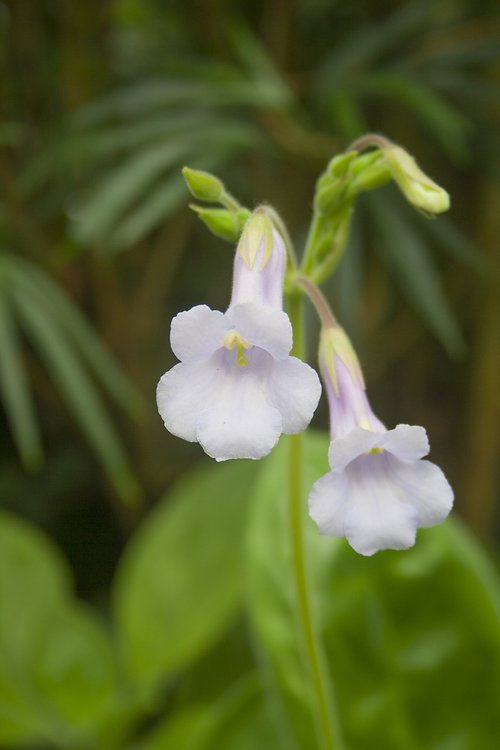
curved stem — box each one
[294,275,338,329]
[287,294,344,750]
[347,132,393,153]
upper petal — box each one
[380,424,429,462]
[196,348,282,461]
[308,470,350,537]
[157,359,220,442]
[388,456,454,527]
[328,427,383,473]
[231,302,292,359]
[343,455,419,556]
[170,305,228,363]
[268,356,321,434]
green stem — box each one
[301,212,325,274]
[287,294,344,750]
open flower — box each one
[157,216,321,461]
[308,326,453,555]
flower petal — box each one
[343,456,419,556]
[196,348,282,461]
[268,356,321,434]
[230,227,286,309]
[328,428,383,472]
[170,305,228,363]
[308,471,350,536]
[381,424,429,461]
[231,302,292,359]
[389,457,454,527]
[157,359,219,442]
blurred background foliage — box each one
[0,0,499,748]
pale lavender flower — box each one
[157,218,321,461]
[308,327,453,555]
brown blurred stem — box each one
[461,181,500,537]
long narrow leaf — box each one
[0,268,43,469]
[73,140,194,245]
[11,285,140,505]
[6,256,143,417]
[369,192,465,358]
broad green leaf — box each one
[30,603,117,734]
[130,674,283,750]
[130,676,279,750]
[113,459,258,699]
[369,191,465,358]
[245,433,334,750]
[246,431,500,750]
[0,511,117,746]
[0,268,43,469]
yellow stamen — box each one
[224,330,252,367]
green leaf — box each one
[246,431,500,750]
[9,276,140,505]
[73,140,194,245]
[369,191,466,358]
[363,73,470,163]
[418,214,488,272]
[30,603,118,735]
[6,254,143,417]
[0,511,117,746]
[113,459,258,699]
[131,676,282,750]
[0,266,43,470]
[245,433,333,750]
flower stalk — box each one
[287,293,344,750]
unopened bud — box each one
[239,211,274,270]
[190,205,249,242]
[319,325,365,397]
[315,179,346,215]
[383,146,450,214]
[348,153,391,194]
[182,167,224,202]
[327,151,357,177]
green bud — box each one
[190,205,250,242]
[348,150,381,176]
[348,154,391,194]
[239,211,274,269]
[383,146,450,214]
[327,151,357,177]
[182,167,224,202]
[315,179,346,215]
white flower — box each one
[308,326,454,555]
[157,219,321,461]
[309,424,454,556]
